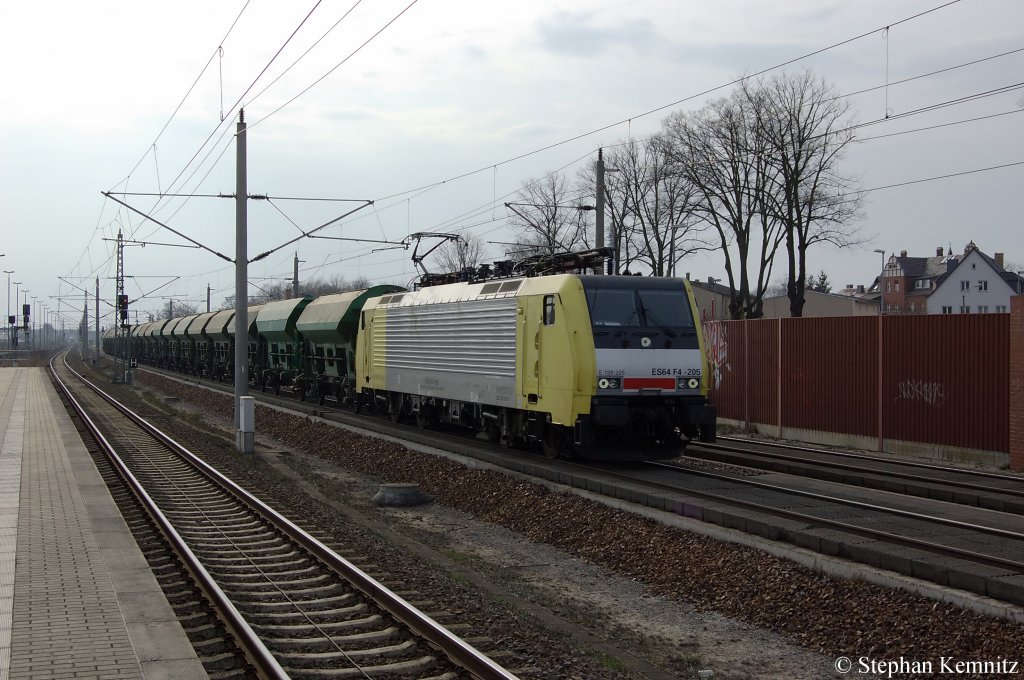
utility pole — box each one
[95,277,100,364]
[3,270,12,350]
[114,230,131,382]
[234,109,253,453]
[292,252,303,298]
[207,284,212,313]
[82,290,89,355]
[595,148,605,275]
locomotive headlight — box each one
[687,378,700,389]
[598,378,609,389]
[609,379,619,389]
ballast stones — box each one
[373,482,432,507]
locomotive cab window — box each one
[586,289,637,326]
[637,289,695,328]
[543,295,555,325]
[584,283,695,330]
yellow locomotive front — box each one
[573,275,717,457]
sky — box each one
[1,0,1022,328]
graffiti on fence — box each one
[896,379,946,407]
[702,320,729,390]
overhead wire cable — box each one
[110,0,254,190]
[128,0,370,255]
[85,0,978,298]
[838,45,1024,102]
[245,0,365,106]
[858,159,1024,194]
[151,1,326,212]
[855,108,1024,142]
[370,0,968,204]
[248,0,421,129]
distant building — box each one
[760,288,879,318]
[688,277,731,321]
[871,242,1022,315]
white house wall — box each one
[928,250,1017,314]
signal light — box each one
[118,294,129,322]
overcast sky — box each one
[1,0,1021,326]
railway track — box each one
[633,460,1024,569]
[684,436,1024,514]
[52,351,517,680]
[132,362,1024,608]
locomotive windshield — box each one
[582,277,695,330]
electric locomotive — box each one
[354,269,716,460]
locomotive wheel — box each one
[389,395,403,423]
[541,429,564,459]
[414,406,431,430]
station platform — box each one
[0,367,206,680]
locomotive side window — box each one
[543,295,555,325]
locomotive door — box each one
[521,297,541,402]
[521,294,559,405]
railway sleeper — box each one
[217,573,333,589]
[274,639,421,662]
[292,657,445,678]
[259,626,401,649]
[251,614,385,633]
[226,583,351,600]
[244,601,369,619]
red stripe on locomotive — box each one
[622,377,676,390]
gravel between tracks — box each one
[124,371,1024,679]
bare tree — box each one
[166,299,199,317]
[507,172,591,256]
[747,71,863,317]
[302,274,376,296]
[663,91,784,319]
[609,137,711,275]
[222,273,387,309]
[431,234,486,274]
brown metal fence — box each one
[704,314,1009,453]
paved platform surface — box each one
[0,367,206,680]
